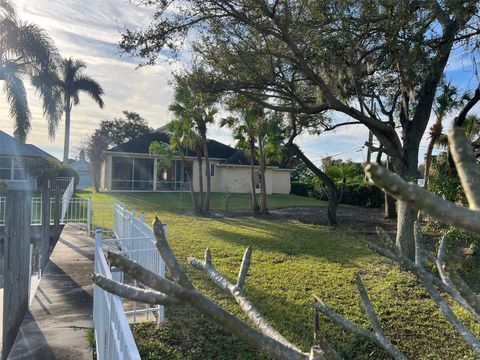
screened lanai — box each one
[110,156,191,191]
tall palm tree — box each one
[55,58,104,164]
[0,0,62,142]
[169,74,217,213]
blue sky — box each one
[2,0,479,165]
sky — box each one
[1,0,479,165]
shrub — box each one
[290,182,312,197]
[337,182,384,208]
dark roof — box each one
[220,150,291,168]
[0,130,57,160]
[108,131,238,159]
[221,150,258,166]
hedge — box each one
[291,181,384,208]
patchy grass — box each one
[82,190,480,359]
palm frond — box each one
[72,74,104,107]
[3,69,30,142]
[13,22,59,69]
[31,69,63,138]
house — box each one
[70,150,92,189]
[0,130,58,191]
[99,128,292,194]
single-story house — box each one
[70,149,92,189]
[99,128,292,194]
[0,130,58,191]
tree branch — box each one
[92,273,183,305]
[152,216,195,289]
[448,128,480,209]
[106,251,311,360]
[365,163,480,235]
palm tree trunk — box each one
[183,159,198,213]
[202,132,211,213]
[196,149,204,213]
[63,97,71,165]
[258,131,267,214]
[249,137,259,213]
[424,118,442,189]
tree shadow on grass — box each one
[202,217,373,265]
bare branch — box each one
[107,251,311,360]
[453,86,480,127]
[92,273,182,305]
[448,128,480,209]
[188,249,316,356]
[236,246,252,289]
[436,237,480,317]
[365,163,480,235]
[152,216,195,289]
[313,293,406,360]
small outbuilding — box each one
[70,150,92,189]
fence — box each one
[94,229,141,360]
[93,203,166,359]
[111,203,165,322]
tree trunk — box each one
[384,159,397,219]
[196,150,204,213]
[202,132,211,213]
[249,137,259,213]
[258,131,268,214]
[62,98,72,165]
[423,118,442,189]
[392,148,419,260]
[184,162,198,213]
[288,143,338,226]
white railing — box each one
[94,229,141,360]
[51,177,74,191]
[111,203,165,322]
[61,177,75,223]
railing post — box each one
[140,212,144,223]
[41,181,50,269]
[87,197,92,236]
[95,228,103,256]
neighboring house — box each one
[70,149,92,189]
[0,130,58,191]
[99,128,292,194]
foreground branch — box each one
[103,251,311,360]
[188,248,330,357]
[92,273,182,305]
[365,163,480,235]
[448,128,480,209]
[313,277,407,360]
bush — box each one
[291,181,383,208]
[336,182,384,208]
[58,166,80,188]
[290,182,313,197]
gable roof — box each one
[108,131,238,159]
[0,130,58,160]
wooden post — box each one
[2,191,31,360]
[41,181,51,270]
[54,189,61,237]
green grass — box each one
[82,190,480,359]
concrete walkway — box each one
[8,225,94,360]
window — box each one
[206,163,215,177]
[0,157,11,180]
[0,157,28,180]
[13,158,27,180]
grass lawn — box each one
[81,190,479,359]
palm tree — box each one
[423,82,469,188]
[55,58,104,164]
[0,0,62,142]
[169,74,217,213]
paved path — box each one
[8,225,94,360]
